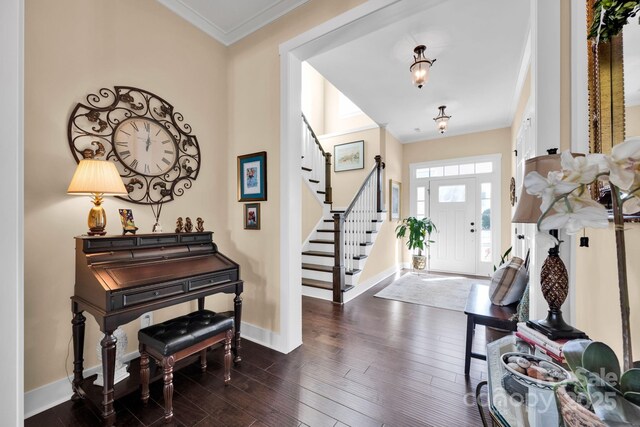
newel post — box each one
[325,153,332,204]
[375,155,385,212]
[332,213,345,304]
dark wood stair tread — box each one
[309,239,334,244]
[309,179,320,183]
[302,251,367,261]
[317,191,326,194]
[301,278,354,292]
[302,263,360,275]
[301,166,312,172]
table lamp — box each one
[512,151,588,340]
[67,159,127,236]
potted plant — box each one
[556,339,640,426]
[395,216,437,271]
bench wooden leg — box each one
[224,329,232,385]
[162,356,175,422]
[464,315,475,376]
[200,349,207,372]
[140,349,150,404]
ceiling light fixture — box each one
[410,45,436,89]
[433,105,451,134]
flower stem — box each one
[611,183,633,371]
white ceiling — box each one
[307,0,531,143]
[157,0,310,46]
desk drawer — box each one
[112,282,186,309]
[189,271,237,291]
[86,237,137,251]
[139,235,179,246]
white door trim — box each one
[0,0,24,424]
[408,153,501,275]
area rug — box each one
[374,273,490,312]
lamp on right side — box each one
[512,150,588,340]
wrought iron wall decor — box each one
[68,86,201,205]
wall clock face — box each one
[68,86,201,205]
[113,118,177,176]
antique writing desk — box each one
[70,232,243,426]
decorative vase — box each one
[412,255,426,271]
[556,384,606,427]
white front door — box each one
[429,177,477,274]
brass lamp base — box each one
[87,194,107,236]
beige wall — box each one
[226,0,367,333]
[575,225,640,361]
[319,128,380,207]
[24,0,231,391]
[627,104,640,138]
[323,79,377,135]
[401,128,513,263]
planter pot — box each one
[412,255,426,270]
[556,384,605,427]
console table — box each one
[484,335,561,426]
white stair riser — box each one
[302,269,357,285]
[314,231,334,242]
[308,242,334,252]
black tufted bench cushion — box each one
[138,309,234,423]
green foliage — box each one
[588,0,640,42]
[395,217,437,256]
[560,340,640,425]
[493,246,512,272]
[481,208,491,230]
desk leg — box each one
[464,315,475,376]
[71,302,85,401]
[100,330,117,425]
[233,292,242,365]
[198,297,205,311]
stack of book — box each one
[516,322,567,364]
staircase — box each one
[300,114,385,303]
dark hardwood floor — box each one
[27,271,493,426]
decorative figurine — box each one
[175,217,184,233]
[196,217,204,232]
[184,217,193,233]
[119,209,138,235]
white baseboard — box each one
[343,264,400,303]
[24,320,294,419]
[24,350,141,419]
[301,264,401,304]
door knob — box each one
[517,234,525,240]
[470,229,476,233]
[470,222,475,226]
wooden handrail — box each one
[343,155,385,217]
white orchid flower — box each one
[560,151,600,184]
[606,137,640,190]
[539,196,608,234]
[535,231,560,252]
[524,170,580,212]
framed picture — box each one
[118,209,138,235]
[238,151,267,201]
[244,203,260,230]
[334,140,364,172]
[389,180,401,220]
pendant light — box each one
[410,45,436,88]
[433,105,451,134]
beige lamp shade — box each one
[67,159,127,195]
[512,153,584,224]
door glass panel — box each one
[417,186,425,201]
[430,166,444,177]
[480,182,492,262]
[438,185,465,203]
[475,162,493,174]
[459,163,475,175]
[417,201,425,216]
[444,165,459,176]
[416,168,429,178]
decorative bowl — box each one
[501,351,570,390]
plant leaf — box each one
[583,341,622,388]
[563,339,591,373]
[621,369,640,394]
[584,370,640,425]
[624,391,640,407]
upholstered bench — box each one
[138,310,234,423]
